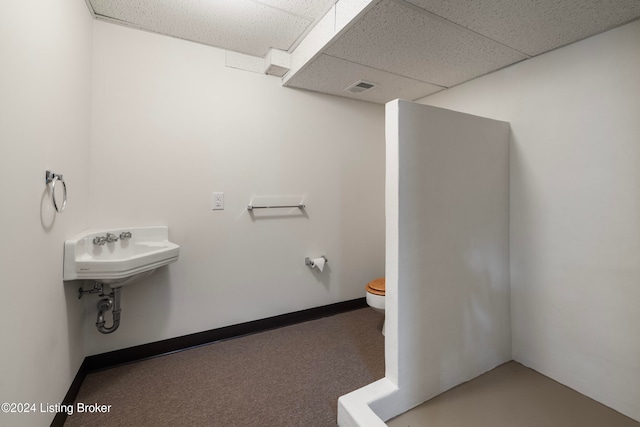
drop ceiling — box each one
[86,0,640,104]
[87,0,336,57]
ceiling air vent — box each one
[345,80,377,94]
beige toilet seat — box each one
[365,277,385,296]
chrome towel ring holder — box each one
[45,170,67,213]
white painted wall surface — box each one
[419,20,640,421]
[0,0,92,425]
[344,100,510,423]
[87,21,385,354]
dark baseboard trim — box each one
[50,359,89,427]
[85,297,367,371]
[51,297,367,426]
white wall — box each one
[419,19,640,421]
[87,21,386,354]
[0,0,92,425]
[352,100,510,423]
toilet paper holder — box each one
[305,256,328,267]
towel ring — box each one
[45,170,67,213]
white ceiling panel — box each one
[286,54,444,104]
[325,0,528,88]
[256,0,336,20]
[405,0,640,56]
[86,0,640,104]
[89,0,312,56]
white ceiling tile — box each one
[287,8,337,76]
[404,0,640,56]
[335,0,375,29]
[90,0,312,56]
[285,54,444,104]
[89,0,640,102]
[254,0,336,20]
[325,0,528,87]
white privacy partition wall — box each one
[339,100,511,425]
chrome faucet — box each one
[93,231,130,245]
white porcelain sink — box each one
[63,226,179,287]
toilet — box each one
[365,277,385,335]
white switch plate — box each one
[211,192,224,210]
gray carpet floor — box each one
[65,308,385,427]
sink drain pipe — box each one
[96,287,122,334]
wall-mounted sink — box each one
[63,226,179,287]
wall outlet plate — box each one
[211,192,224,210]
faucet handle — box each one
[119,231,132,240]
[106,233,119,243]
[93,236,107,246]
